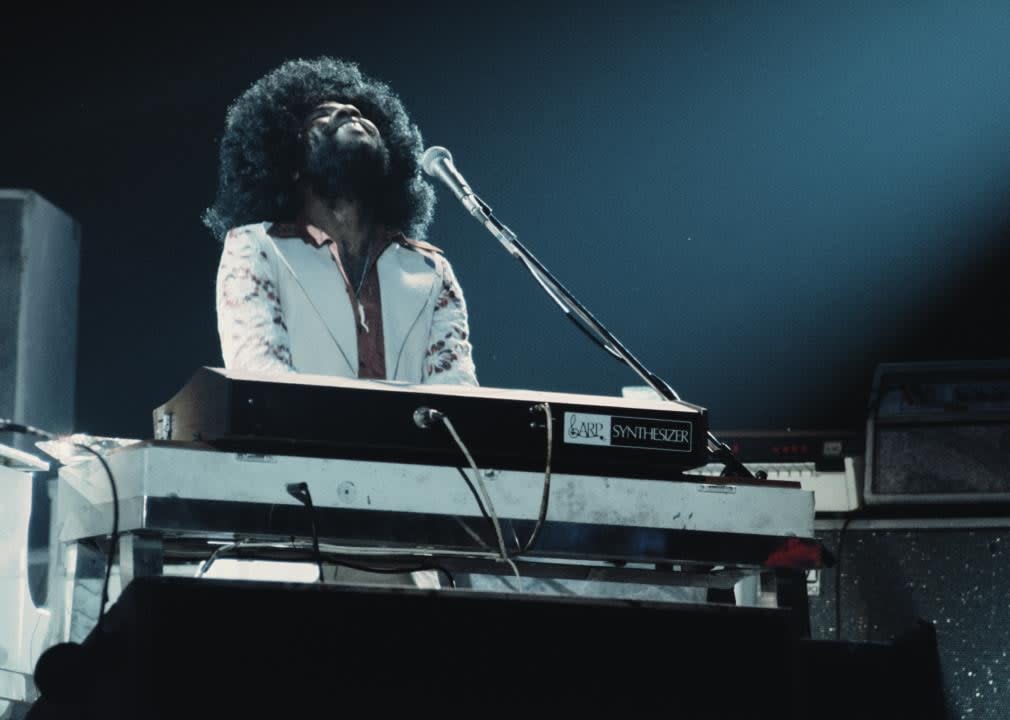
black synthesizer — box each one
[152,367,709,479]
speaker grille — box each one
[874,424,1010,495]
[811,526,1010,719]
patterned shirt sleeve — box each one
[424,254,478,386]
[215,226,296,373]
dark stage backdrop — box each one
[2,0,1008,441]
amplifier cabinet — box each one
[864,360,1010,505]
[811,519,1010,720]
[0,189,79,453]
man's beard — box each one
[302,132,392,215]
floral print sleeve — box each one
[215,226,296,373]
[424,255,478,386]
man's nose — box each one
[329,104,362,121]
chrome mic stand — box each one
[432,157,754,479]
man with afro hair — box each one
[206,57,477,386]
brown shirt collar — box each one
[266,221,442,255]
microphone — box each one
[420,145,520,257]
[420,146,486,219]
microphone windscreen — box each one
[420,146,451,177]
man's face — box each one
[300,100,391,207]
[304,101,383,148]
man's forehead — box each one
[301,99,358,119]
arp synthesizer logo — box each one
[566,413,610,444]
[563,412,692,452]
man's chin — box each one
[304,137,390,204]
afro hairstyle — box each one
[203,57,435,241]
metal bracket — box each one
[154,412,173,441]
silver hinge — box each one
[806,569,821,597]
[155,412,173,441]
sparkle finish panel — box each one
[811,526,1010,719]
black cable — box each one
[414,409,499,554]
[325,557,456,589]
[512,403,552,556]
[198,543,456,589]
[448,403,551,558]
[285,482,324,583]
[73,445,118,629]
[508,521,522,553]
[453,516,493,550]
[454,466,503,551]
[420,406,551,564]
[0,420,119,629]
[513,507,548,556]
[455,467,492,523]
[835,516,854,641]
[0,420,56,440]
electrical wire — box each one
[513,402,552,556]
[453,515,493,550]
[73,445,119,628]
[440,415,511,558]
[325,558,456,589]
[196,540,246,577]
[0,419,56,440]
[196,541,456,588]
[452,466,511,557]
[0,419,119,629]
[285,482,324,583]
[438,414,521,587]
[454,466,492,521]
[418,402,554,579]
[508,521,522,553]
